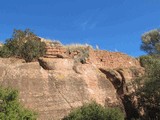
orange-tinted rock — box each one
[0,39,144,119]
[88,49,141,69]
[0,58,123,120]
[44,43,141,69]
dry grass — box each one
[64,43,93,64]
[40,38,63,47]
[64,43,93,49]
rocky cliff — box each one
[0,43,144,120]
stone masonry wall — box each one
[88,48,140,69]
[45,46,67,58]
[44,40,67,58]
[44,41,141,69]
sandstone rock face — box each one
[0,41,144,120]
[88,49,141,69]
[0,58,125,120]
[0,38,145,119]
[38,58,74,70]
[99,67,144,95]
[44,43,141,69]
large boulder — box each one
[38,58,74,70]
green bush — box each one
[62,102,124,120]
[0,46,12,58]
[21,40,46,62]
[0,86,37,120]
[5,29,39,57]
[0,29,46,62]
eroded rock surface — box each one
[0,58,123,120]
[0,49,144,119]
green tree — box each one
[134,29,160,119]
[141,29,160,55]
[136,56,160,119]
[0,86,37,120]
[62,102,124,120]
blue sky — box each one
[0,0,160,57]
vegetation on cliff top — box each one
[65,44,90,64]
[0,29,46,62]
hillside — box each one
[0,39,144,120]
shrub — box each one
[0,86,37,120]
[21,40,46,62]
[0,29,46,62]
[66,45,90,64]
[62,101,124,120]
[0,46,12,58]
[5,29,39,57]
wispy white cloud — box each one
[79,18,98,31]
[81,20,89,30]
[80,20,97,30]
[74,8,101,31]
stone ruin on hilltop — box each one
[0,38,144,120]
[41,38,141,69]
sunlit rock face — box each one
[0,47,144,120]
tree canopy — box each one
[136,56,160,119]
[128,29,160,119]
[141,29,160,55]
